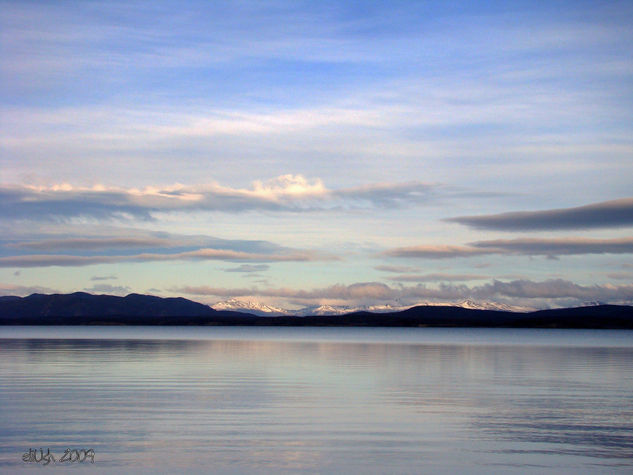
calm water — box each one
[0,326,632,474]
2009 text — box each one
[22,448,95,465]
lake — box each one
[0,326,632,474]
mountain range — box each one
[211,298,532,316]
[1,292,632,328]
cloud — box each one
[1,229,301,257]
[471,279,633,301]
[90,275,118,281]
[0,185,154,221]
[0,176,438,221]
[0,283,57,296]
[224,264,270,273]
[447,198,633,231]
[174,279,633,307]
[333,181,437,208]
[143,107,385,138]
[374,265,419,273]
[383,237,633,259]
[470,237,633,256]
[175,282,396,301]
[0,248,337,268]
[388,273,487,282]
[382,245,496,259]
[8,237,182,250]
[84,284,131,295]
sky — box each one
[1,0,632,311]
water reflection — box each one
[0,328,632,473]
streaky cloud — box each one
[470,237,633,256]
[90,275,118,281]
[374,265,419,273]
[0,176,439,221]
[382,245,496,259]
[383,237,633,259]
[447,198,633,231]
[224,264,270,273]
[387,273,487,282]
[0,229,295,256]
[0,185,154,221]
[0,248,338,268]
[9,237,182,250]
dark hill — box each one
[257,305,632,328]
[0,292,258,325]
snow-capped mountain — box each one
[297,305,355,316]
[212,298,532,316]
[581,300,608,307]
[435,300,532,313]
[211,298,290,316]
[300,301,531,315]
